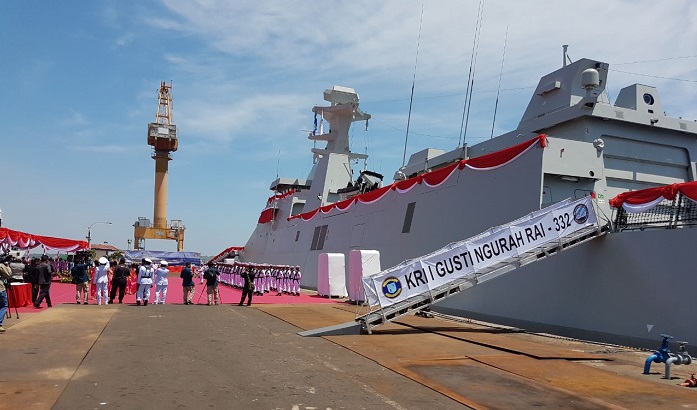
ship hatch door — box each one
[350,224,365,248]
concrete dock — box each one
[1,301,696,409]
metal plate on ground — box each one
[399,359,609,409]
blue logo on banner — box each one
[381,277,402,299]
[573,203,589,224]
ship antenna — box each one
[401,4,424,168]
[562,44,572,67]
[490,24,508,139]
[458,0,485,147]
[271,148,281,227]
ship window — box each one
[291,202,305,216]
[402,202,416,233]
[310,227,320,250]
[310,225,328,250]
[295,231,300,242]
[643,93,654,105]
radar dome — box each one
[581,68,600,90]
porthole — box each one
[643,93,655,105]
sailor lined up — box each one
[93,257,110,305]
[215,262,303,296]
[136,258,155,306]
[153,260,169,304]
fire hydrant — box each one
[664,341,692,379]
[644,334,673,374]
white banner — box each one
[362,196,597,308]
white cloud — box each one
[71,144,135,154]
[58,109,88,127]
[175,92,310,145]
[150,0,697,127]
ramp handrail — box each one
[356,197,607,334]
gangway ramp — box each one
[356,196,608,334]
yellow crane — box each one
[133,81,185,251]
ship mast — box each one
[305,87,370,209]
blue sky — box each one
[1,0,696,256]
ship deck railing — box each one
[614,193,697,232]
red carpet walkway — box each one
[13,274,342,313]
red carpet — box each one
[10,275,343,313]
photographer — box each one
[0,256,13,333]
[238,266,255,307]
[180,262,195,305]
[71,257,90,304]
[203,261,220,306]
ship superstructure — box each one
[236,58,697,349]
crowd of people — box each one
[0,255,184,307]
[1,255,290,306]
[0,255,305,334]
[0,254,55,332]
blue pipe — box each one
[644,354,661,374]
[643,334,673,374]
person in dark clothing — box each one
[34,255,54,308]
[238,266,255,306]
[24,258,40,303]
[70,257,90,304]
[203,262,220,305]
[180,262,195,305]
[109,258,130,304]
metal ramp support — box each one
[357,223,609,334]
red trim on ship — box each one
[357,185,393,204]
[257,207,276,224]
[266,188,296,207]
[393,176,421,192]
[422,162,459,187]
[335,197,357,211]
[609,181,697,208]
[209,245,245,263]
[286,134,547,222]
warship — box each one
[235,56,697,349]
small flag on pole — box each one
[312,113,318,136]
[319,110,324,135]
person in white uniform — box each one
[291,266,302,296]
[153,260,169,304]
[92,257,110,305]
[197,264,207,285]
[136,258,154,306]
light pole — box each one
[87,221,112,248]
[127,239,132,250]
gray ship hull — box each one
[243,143,696,349]
[438,227,696,349]
[237,59,697,349]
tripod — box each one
[5,281,20,319]
[196,284,204,304]
[196,284,222,305]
